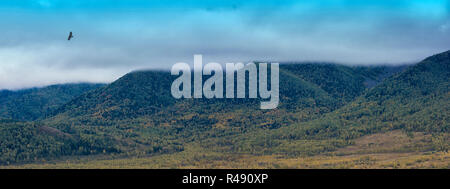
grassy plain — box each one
[3,130,448,169]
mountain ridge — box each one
[0,51,448,166]
[0,83,105,121]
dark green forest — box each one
[0,83,104,121]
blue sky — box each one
[0,0,449,89]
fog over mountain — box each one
[0,0,449,89]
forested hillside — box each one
[235,51,449,155]
[0,119,120,164]
[0,83,104,121]
[1,51,448,167]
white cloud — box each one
[0,1,449,89]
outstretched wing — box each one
[68,32,73,40]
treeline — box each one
[0,120,184,165]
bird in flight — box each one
[68,32,74,41]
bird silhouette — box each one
[68,32,74,41]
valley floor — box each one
[2,151,448,169]
[2,130,449,169]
